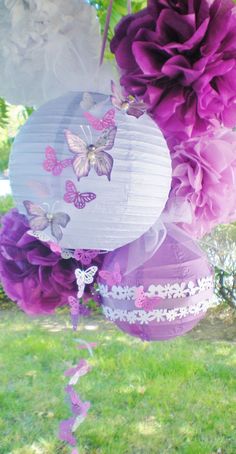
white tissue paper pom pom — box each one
[0,0,115,106]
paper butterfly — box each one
[74,249,99,265]
[135,286,161,311]
[80,92,95,111]
[23,201,70,242]
[135,286,147,308]
[61,249,74,259]
[64,180,96,209]
[65,127,117,181]
[71,449,79,454]
[84,108,115,131]
[75,266,98,298]
[111,80,146,118]
[48,242,62,254]
[58,417,77,446]
[65,359,91,385]
[68,296,80,331]
[43,146,72,176]
[99,262,122,287]
[27,229,51,243]
[65,385,91,418]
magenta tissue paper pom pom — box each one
[111,0,236,139]
[0,209,99,315]
[170,128,236,238]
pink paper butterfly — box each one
[84,108,115,130]
[74,249,99,265]
[99,262,122,287]
[111,81,146,118]
[48,242,62,254]
[135,286,147,308]
[43,146,72,176]
[135,286,161,311]
[65,127,117,181]
[65,359,91,385]
[64,180,96,209]
[23,200,70,242]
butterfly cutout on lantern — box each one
[80,92,96,111]
[65,126,117,181]
[64,180,96,209]
[135,286,161,311]
[43,146,73,176]
[99,262,122,286]
[111,81,146,118]
[75,266,98,299]
[74,249,99,265]
[84,108,116,131]
[80,92,110,112]
[23,201,70,242]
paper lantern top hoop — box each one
[9,90,172,251]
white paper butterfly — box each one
[80,92,95,111]
[75,266,98,298]
[61,249,74,260]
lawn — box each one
[0,307,235,454]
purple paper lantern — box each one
[98,224,214,341]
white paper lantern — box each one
[9,91,172,251]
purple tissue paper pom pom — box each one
[111,0,236,139]
[0,209,101,315]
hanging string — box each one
[99,0,114,66]
[127,0,132,14]
[99,0,132,66]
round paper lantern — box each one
[9,91,172,251]
[98,224,214,341]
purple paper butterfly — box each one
[43,146,72,176]
[111,80,146,118]
[74,249,99,265]
[65,385,91,417]
[23,201,70,242]
[58,417,77,446]
[65,359,91,385]
[64,180,96,209]
[64,127,117,181]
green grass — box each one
[0,309,235,454]
[0,195,14,215]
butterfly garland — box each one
[75,266,98,299]
[59,353,93,451]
